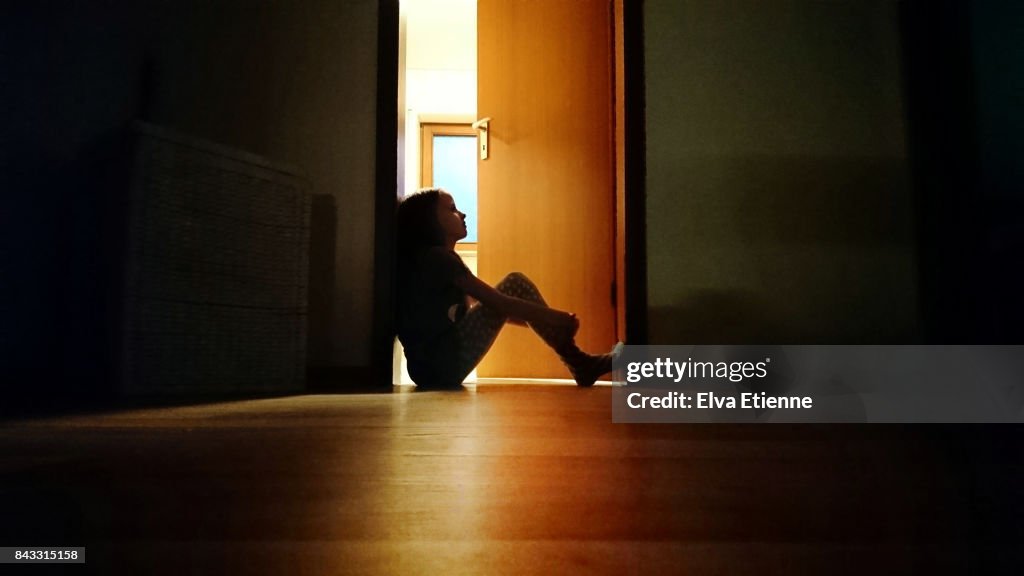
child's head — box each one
[397,188,444,252]
[397,188,464,253]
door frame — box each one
[371,0,647,388]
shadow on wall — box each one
[307,193,337,367]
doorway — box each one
[393,0,478,385]
[382,0,644,387]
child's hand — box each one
[550,311,579,333]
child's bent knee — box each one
[497,271,530,292]
[502,271,528,284]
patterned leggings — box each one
[449,272,576,383]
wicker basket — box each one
[120,122,310,395]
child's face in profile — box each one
[436,191,467,245]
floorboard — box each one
[1,385,1020,574]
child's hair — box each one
[396,188,445,255]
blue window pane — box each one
[432,135,478,243]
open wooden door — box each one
[477,0,616,378]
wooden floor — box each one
[1,385,1021,574]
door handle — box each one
[472,117,490,160]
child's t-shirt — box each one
[396,246,471,358]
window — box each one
[421,123,478,244]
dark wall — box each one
[644,0,918,344]
[903,0,1024,342]
[2,0,378,413]
[642,0,1024,345]
[4,2,145,411]
[969,1,1024,342]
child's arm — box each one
[453,273,577,331]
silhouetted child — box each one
[396,188,621,389]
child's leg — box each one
[492,272,579,353]
[450,299,506,383]
[493,272,620,386]
[451,272,613,385]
